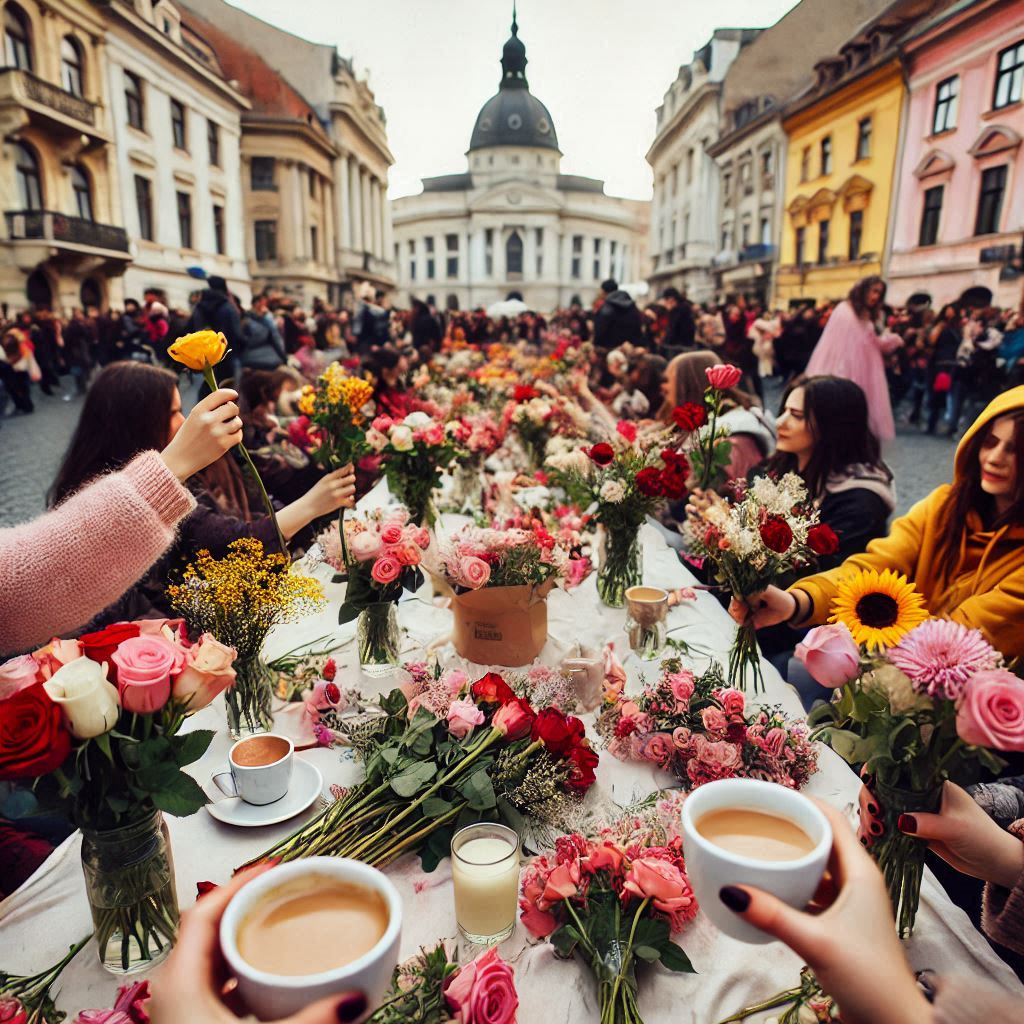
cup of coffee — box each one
[680,778,832,944]
[213,734,293,806]
[220,857,402,1021]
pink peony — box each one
[110,636,183,714]
[444,947,518,1024]
[701,706,728,734]
[459,555,491,590]
[667,671,695,708]
[350,530,384,562]
[0,655,41,700]
[718,688,746,717]
[447,697,485,738]
[371,554,402,586]
[171,634,236,712]
[889,619,1001,700]
[796,623,861,688]
[957,670,1024,751]
[639,731,675,769]
[705,363,743,390]
[380,524,404,546]
[371,415,393,433]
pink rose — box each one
[667,671,694,708]
[371,415,393,433]
[459,555,491,590]
[445,947,518,1024]
[110,636,183,714]
[444,669,470,695]
[371,554,402,586]
[671,726,693,752]
[171,634,236,712]
[414,527,431,548]
[957,670,1024,751]
[796,623,861,688]
[393,542,422,567]
[623,856,688,907]
[380,524,403,545]
[718,688,746,717]
[691,735,743,775]
[0,655,42,700]
[762,727,788,758]
[542,859,581,901]
[705,363,743,390]
[701,706,728,734]
[32,637,83,680]
[615,420,638,443]
[73,980,150,1024]
[639,731,675,769]
[0,998,28,1024]
[350,531,384,562]
[447,697,485,738]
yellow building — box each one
[774,18,908,307]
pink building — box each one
[888,0,1023,307]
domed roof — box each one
[468,12,559,153]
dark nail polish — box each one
[867,802,879,815]
[719,885,750,913]
[337,993,368,1022]
[196,880,218,897]
[898,814,917,834]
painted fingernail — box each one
[898,814,917,834]
[867,802,879,815]
[336,993,368,1022]
[719,885,750,913]
[196,880,218,897]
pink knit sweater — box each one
[0,452,195,656]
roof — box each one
[557,174,605,193]
[422,173,474,192]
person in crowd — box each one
[659,287,695,351]
[747,303,780,380]
[240,294,288,371]
[0,328,36,413]
[720,303,761,399]
[117,299,145,362]
[145,301,171,364]
[593,279,644,353]
[62,307,96,395]
[354,286,392,357]
[804,275,903,443]
[946,306,1003,438]
[734,386,1024,661]
[925,302,961,435]
[773,304,821,382]
[188,276,243,383]
[410,297,442,354]
[371,346,412,420]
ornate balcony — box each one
[739,243,776,263]
[0,68,104,147]
[6,210,129,256]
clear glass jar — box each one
[80,807,179,974]
[624,585,669,660]
[596,526,642,608]
[357,602,401,676]
[225,653,275,740]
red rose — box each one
[531,708,586,755]
[322,658,337,682]
[79,622,142,671]
[759,515,794,553]
[471,672,517,706]
[662,448,687,468]
[493,697,536,740]
[587,442,615,467]
[671,402,707,432]
[0,684,73,781]
[565,744,599,794]
[635,466,664,497]
[807,523,840,556]
[660,462,689,500]
[513,384,538,402]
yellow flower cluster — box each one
[298,384,317,416]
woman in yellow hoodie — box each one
[735,386,1024,660]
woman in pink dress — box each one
[804,276,903,442]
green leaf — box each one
[135,762,181,792]
[92,732,114,764]
[422,797,453,818]
[460,768,496,811]
[390,761,436,798]
[174,730,215,767]
[137,736,173,768]
[150,772,209,816]
[550,924,580,958]
[418,826,455,872]
[658,941,696,974]
[633,945,661,962]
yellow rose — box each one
[167,330,227,372]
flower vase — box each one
[596,527,641,609]
[357,602,401,676]
[451,461,483,512]
[80,807,179,974]
[871,781,943,938]
[225,654,275,740]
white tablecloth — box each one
[2,519,1021,1022]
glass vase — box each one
[357,602,401,676]
[451,461,484,512]
[596,526,641,609]
[226,653,275,740]
[80,807,179,974]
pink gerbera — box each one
[888,619,1000,700]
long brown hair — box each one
[847,275,886,320]
[657,350,757,423]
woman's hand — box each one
[160,389,242,481]
[684,487,716,519]
[727,586,797,629]
[148,864,366,1024]
[305,465,358,517]
[900,781,1024,888]
[719,801,931,1024]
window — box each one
[484,228,494,276]
[723,172,732,200]
[820,136,832,175]
[975,165,1007,235]
[932,76,958,133]
[817,219,830,263]
[308,168,316,198]
[310,224,318,260]
[571,234,582,279]
[760,216,770,245]
[170,99,187,150]
[212,203,225,254]
[250,157,276,191]
[446,233,458,278]
[207,120,220,167]
[741,220,751,248]
[800,147,810,182]
[425,236,435,279]
[856,118,872,160]
[125,71,144,130]
[507,231,524,276]
[176,191,192,249]
[593,237,602,280]
[535,227,544,276]
[134,175,153,241]
[848,209,863,260]
[795,226,806,265]
[919,185,943,246]
[608,239,617,281]
[15,143,41,210]
[4,5,32,71]
[408,239,416,281]
[686,149,694,184]
[994,40,1024,110]
[61,36,83,97]
[71,165,92,220]
[760,149,772,176]
[255,220,277,262]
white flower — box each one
[403,411,432,429]
[545,449,592,474]
[365,427,388,452]
[389,425,414,451]
[599,479,626,503]
[526,399,551,425]
[43,658,120,739]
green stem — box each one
[715,988,803,1024]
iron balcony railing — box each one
[6,210,129,253]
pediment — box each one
[914,149,955,178]
[807,187,837,210]
[968,125,1021,159]
[837,173,873,198]
[787,194,809,215]
[468,181,563,213]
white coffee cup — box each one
[213,734,293,806]
[680,778,832,944]
[220,857,402,1021]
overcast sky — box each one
[227,0,799,200]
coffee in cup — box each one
[696,808,817,861]
[214,734,293,805]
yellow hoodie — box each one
[791,387,1024,660]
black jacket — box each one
[188,288,242,350]
[665,303,696,348]
[593,291,644,350]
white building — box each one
[104,0,250,308]
[391,14,648,312]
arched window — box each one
[71,164,92,220]
[4,3,32,71]
[505,230,523,276]
[80,277,101,310]
[15,142,42,210]
[61,36,84,97]
[125,71,144,130]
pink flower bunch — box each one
[447,411,505,457]
[444,947,518,1024]
[321,507,430,587]
[888,619,1001,700]
[73,980,150,1024]
[366,411,453,455]
[405,666,471,721]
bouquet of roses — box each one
[681,363,747,490]
[506,392,591,470]
[366,411,459,525]
[242,669,598,873]
[684,474,838,691]
[0,939,91,1024]
[799,576,1024,935]
[293,362,374,470]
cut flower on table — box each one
[0,938,91,1024]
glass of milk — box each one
[451,823,521,944]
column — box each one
[371,180,383,259]
[382,180,394,269]
[349,162,363,253]
[361,172,373,259]
[279,160,301,262]
[323,179,336,271]
[336,155,352,251]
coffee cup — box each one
[213,734,293,806]
[220,857,402,1021]
[680,778,832,944]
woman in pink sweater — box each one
[0,388,243,656]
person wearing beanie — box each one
[187,275,243,384]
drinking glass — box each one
[451,823,520,945]
[624,585,669,659]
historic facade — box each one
[391,15,648,312]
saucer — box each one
[205,758,325,828]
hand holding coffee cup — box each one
[214,734,293,805]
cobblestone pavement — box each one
[0,375,968,527]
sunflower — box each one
[828,568,928,650]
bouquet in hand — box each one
[294,362,374,469]
[0,939,90,1024]
[799,579,1023,935]
[684,474,838,691]
[597,657,818,790]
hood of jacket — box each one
[195,289,231,316]
[824,462,896,513]
[718,405,776,458]
[954,385,1024,480]
[601,290,637,312]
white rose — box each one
[599,479,626,503]
[43,658,120,739]
[172,633,237,712]
[365,427,388,452]
[389,425,414,451]
[403,411,431,429]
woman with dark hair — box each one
[735,386,1024,661]
[804,275,903,442]
[371,346,411,420]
